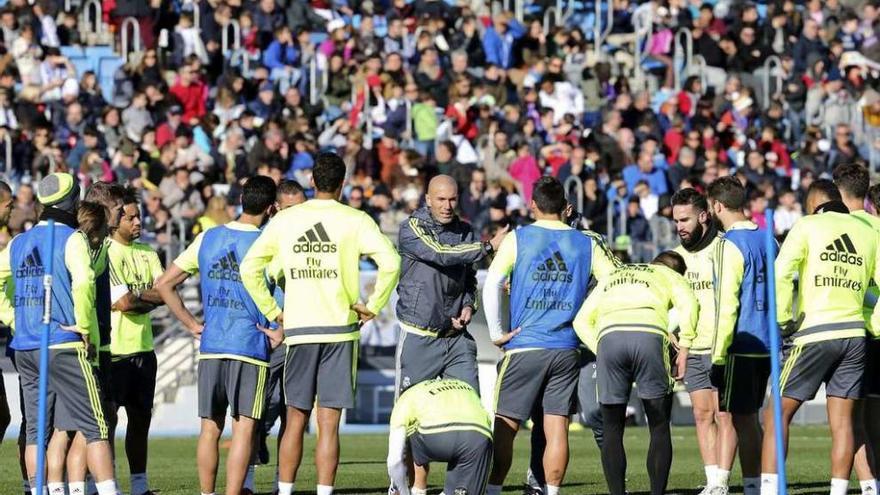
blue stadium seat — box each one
[69,56,92,77]
[85,45,115,61]
[61,46,85,59]
[98,56,125,103]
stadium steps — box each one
[152,277,202,407]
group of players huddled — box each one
[1,152,879,495]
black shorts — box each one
[715,354,770,414]
[781,338,865,401]
[110,352,157,412]
[865,339,880,399]
[411,429,493,495]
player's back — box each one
[267,199,380,332]
[590,263,686,339]
[391,378,491,438]
[781,212,880,344]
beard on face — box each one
[680,222,705,250]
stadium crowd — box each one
[4,0,880,495]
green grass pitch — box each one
[0,426,842,494]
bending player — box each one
[574,251,698,495]
[387,379,492,495]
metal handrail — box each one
[221,19,241,55]
[363,81,373,150]
[192,1,201,32]
[564,175,584,214]
[81,0,102,36]
[543,7,560,32]
[673,28,693,92]
[692,54,709,92]
[632,4,654,92]
[556,0,575,26]
[120,17,141,63]
[762,55,783,110]
[593,0,614,59]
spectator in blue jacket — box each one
[622,150,669,197]
[263,25,302,94]
[482,12,525,70]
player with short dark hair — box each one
[240,152,401,495]
[156,175,279,495]
[762,179,880,495]
[483,176,619,495]
[671,188,737,495]
[574,251,698,495]
[707,176,773,495]
[835,165,880,494]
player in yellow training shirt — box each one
[763,179,880,495]
[107,188,165,495]
[387,379,492,495]
[671,188,736,494]
[240,153,401,495]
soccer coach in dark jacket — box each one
[395,175,507,394]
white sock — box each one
[705,465,719,485]
[718,469,732,488]
[94,480,118,495]
[30,487,47,495]
[743,477,761,495]
[278,481,295,495]
[130,472,149,495]
[69,482,86,495]
[316,485,333,495]
[412,489,427,495]
[243,465,256,491]
[861,480,878,495]
[47,483,65,495]
[200,493,216,495]
[545,485,561,495]
[832,478,850,495]
[487,485,502,495]
[761,473,778,495]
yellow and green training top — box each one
[390,378,492,439]
[674,233,721,354]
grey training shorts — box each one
[198,358,268,420]
[598,332,672,405]
[410,429,493,495]
[683,353,714,393]
[395,330,479,396]
[781,337,865,402]
[44,347,109,444]
[284,341,358,410]
[495,348,579,421]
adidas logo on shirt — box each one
[207,250,242,282]
[533,250,573,283]
[820,233,863,266]
[15,247,44,278]
[292,223,337,254]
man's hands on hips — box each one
[451,306,473,330]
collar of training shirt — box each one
[531,219,571,230]
[226,221,259,232]
[727,220,758,232]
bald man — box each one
[393,175,506,494]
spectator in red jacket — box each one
[169,65,206,125]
